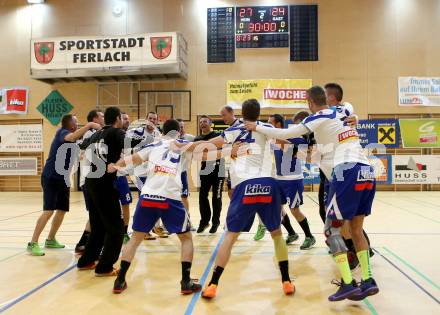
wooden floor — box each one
[0,191,439,315]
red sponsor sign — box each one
[1,87,29,114]
[242,195,272,204]
[263,88,307,101]
[338,129,359,142]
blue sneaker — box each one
[328,279,361,302]
[348,278,379,301]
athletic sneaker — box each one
[253,224,266,241]
[348,278,379,301]
[180,279,202,295]
[27,242,45,256]
[74,245,85,254]
[197,223,210,234]
[300,236,316,250]
[96,268,119,277]
[283,281,295,295]
[152,226,169,238]
[45,239,65,249]
[113,278,127,294]
[348,251,359,270]
[201,284,217,299]
[77,262,97,270]
[328,279,361,302]
[209,224,220,234]
[144,232,156,240]
[123,234,130,244]
[286,233,299,244]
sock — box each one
[77,231,90,246]
[344,238,355,252]
[208,266,224,286]
[334,253,353,284]
[181,261,192,282]
[124,225,128,234]
[282,215,296,235]
[273,234,289,261]
[357,250,372,280]
[298,218,312,238]
[118,260,131,281]
[278,260,291,282]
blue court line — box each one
[373,248,440,305]
[184,232,226,315]
[0,263,77,313]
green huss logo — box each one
[34,42,55,64]
[150,36,172,59]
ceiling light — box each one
[27,0,45,4]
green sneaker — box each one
[123,234,130,244]
[254,224,266,241]
[27,242,45,256]
[286,233,300,245]
[300,236,316,250]
[45,239,65,249]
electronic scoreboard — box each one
[207,7,235,63]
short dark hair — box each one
[162,119,180,135]
[61,114,73,129]
[270,114,284,127]
[223,106,234,113]
[87,110,100,122]
[324,83,343,102]
[293,111,310,123]
[147,111,157,117]
[199,115,212,122]
[242,99,260,122]
[104,106,121,125]
[307,86,327,106]
[176,118,183,122]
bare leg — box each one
[121,231,145,262]
[349,216,368,252]
[177,232,193,262]
[31,211,54,243]
[215,231,239,267]
[121,204,130,227]
[47,210,66,240]
[290,207,306,222]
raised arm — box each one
[65,122,101,143]
[245,121,309,140]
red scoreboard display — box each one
[236,6,289,48]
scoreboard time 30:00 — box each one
[236,6,289,48]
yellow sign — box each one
[377,125,396,144]
[226,79,312,109]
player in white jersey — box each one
[108,119,201,295]
[245,86,379,302]
[201,99,295,299]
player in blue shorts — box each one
[269,114,316,249]
[246,86,379,302]
[201,99,295,299]
[108,119,201,295]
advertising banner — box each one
[0,87,29,114]
[37,90,73,126]
[398,77,440,106]
[357,119,400,148]
[0,124,43,152]
[0,157,38,175]
[392,155,440,184]
[399,119,440,148]
[369,155,392,184]
[226,79,312,109]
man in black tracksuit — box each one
[77,106,126,276]
[194,115,225,234]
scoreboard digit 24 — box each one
[236,6,289,48]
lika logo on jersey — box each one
[150,37,172,59]
[34,42,55,64]
[263,89,307,101]
[338,129,359,143]
[242,184,272,204]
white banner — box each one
[392,155,440,184]
[31,32,178,70]
[0,158,38,176]
[0,124,43,152]
[398,77,440,106]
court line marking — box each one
[184,232,225,315]
[373,248,440,305]
[0,250,25,263]
[363,298,379,315]
[382,247,439,291]
[402,197,440,211]
[0,263,77,313]
[375,199,440,224]
[0,210,41,222]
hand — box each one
[345,115,358,128]
[244,121,257,131]
[107,163,118,173]
[88,122,102,130]
[230,142,250,159]
[145,120,156,131]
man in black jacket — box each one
[77,106,126,276]
[194,115,225,234]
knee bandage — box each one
[324,218,347,255]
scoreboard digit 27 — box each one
[236,6,289,48]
